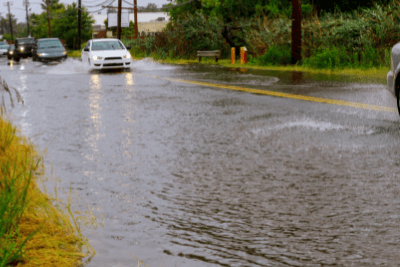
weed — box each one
[0,77,94,266]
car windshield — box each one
[9,45,14,49]
[0,45,9,49]
[91,41,124,51]
[18,38,35,44]
[38,40,63,49]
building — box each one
[91,12,170,38]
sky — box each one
[0,0,170,24]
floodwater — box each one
[2,57,400,266]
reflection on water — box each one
[290,71,304,84]
[86,74,103,160]
[18,74,31,136]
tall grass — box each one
[243,1,400,68]
[0,77,93,266]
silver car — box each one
[387,43,400,115]
[0,44,9,56]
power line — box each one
[103,0,196,11]
[82,0,114,8]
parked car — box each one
[0,44,9,56]
[32,38,67,62]
[6,45,14,60]
[387,43,400,115]
[13,37,36,61]
[81,38,132,70]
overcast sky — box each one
[1,0,170,24]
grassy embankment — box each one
[68,49,388,80]
[0,80,93,266]
[151,57,389,80]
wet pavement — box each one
[2,57,400,266]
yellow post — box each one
[231,47,235,64]
[240,47,245,64]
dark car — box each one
[32,38,67,62]
[14,37,36,61]
[7,45,14,60]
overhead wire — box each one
[104,0,196,11]
[82,0,114,8]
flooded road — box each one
[2,57,400,266]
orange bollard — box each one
[231,47,235,64]
[240,47,245,64]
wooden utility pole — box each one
[291,0,302,64]
[117,0,122,39]
[23,0,30,36]
[78,0,81,49]
[46,0,51,37]
[4,2,14,41]
[134,0,138,38]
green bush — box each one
[304,46,351,69]
[361,46,379,67]
[257,45,291,66]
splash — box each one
[130,58,178,71]
[250,118,376,136]
[42,58,91,75]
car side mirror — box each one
[84,47,89,52]
[126,46,131,50]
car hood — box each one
[38,47,65,53]
[89,50,129,58]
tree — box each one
[0,15,17,36]
[311,0,390,13]
[146,3,158,11]
[291,0,301,64]
[31,2,94,49]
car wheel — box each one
[14,56,20,62]
[32,55,37,62]
[397,85,400,116]
[7,55,10,60]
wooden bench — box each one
[197,50,221,62]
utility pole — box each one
[117,0,122,39]
[291,0,302,64]
[3,2,14,42]
[46,0,51,37]
[78,0,81,49]
[23,0,30,36]
[134,0,137,39]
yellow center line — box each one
[137,74,397,113]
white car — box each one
[0,44,10,56]
[81,38,132,70]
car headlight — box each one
[20,47,24,52]
[92,55,103,60]
[123,53,131,59]
[38,53,48,57]
[63,51,67,55]
[9,51,13,55]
